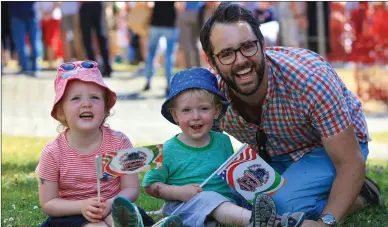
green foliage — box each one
[2,135,387,226]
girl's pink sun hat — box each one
[51,61,117,120]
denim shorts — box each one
[269,142,369,220]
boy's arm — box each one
[144,182,202,202]
[38,177,103,222]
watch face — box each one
[321,214,336,226]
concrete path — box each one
[2,69,387,160]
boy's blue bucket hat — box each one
[161,68,229,125]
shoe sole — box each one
[364,177,383,206]
[112,197,139,227]
[253,194,277,227]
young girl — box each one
[142,68,306,227]
[35,61,178,227]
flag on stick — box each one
[101,144,163,177]
[216,144,285,202]
[95,155,103,202]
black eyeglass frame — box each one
[256,129,272,163]
[213,40,259,65]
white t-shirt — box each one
[60,2,79,16]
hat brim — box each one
[50,77,117,120]
[161,84,229,125]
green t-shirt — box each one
[142,131,235,202]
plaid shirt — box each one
[212,47,370,161]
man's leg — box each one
[144,27,161,91]
[270,142,370,220]
[11,17,28,72]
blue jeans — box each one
[269,142,369,220]
[145,26,179,88]
[10,16,41,72]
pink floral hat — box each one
[51,61,117,120]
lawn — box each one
[2,135,387,227]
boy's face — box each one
[171,91,221,144]
[57,80,107,133]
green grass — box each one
[2,135,388,226]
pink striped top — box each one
[35,127,132,200]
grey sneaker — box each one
[112,196,144,227]
[248,193,277,227]
[276,212,305,227]
[359,177,382,207]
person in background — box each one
[176,2,203,69]
[1,1,15,69]
[37,2,62,69]
[8,2,41,76]
[143,1,179,96]
[59,2,84,62]
[79,2,113,77]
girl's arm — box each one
[106,173,140,207]
[144,182,202,202]
[38,177,103,222]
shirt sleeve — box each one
[119,133,133,150]
[35,145,59,182]
[301,66,352,138]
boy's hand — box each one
[176,184,203,202]
[81,197,106,222]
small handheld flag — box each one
[95,155,103,202]
[102,144,163,177]
[216,144,285,202]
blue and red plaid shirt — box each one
[212,47,370,161]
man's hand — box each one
[176,184,203,202]
[80,197,106,222]
[301,220,328,227]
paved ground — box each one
[2,68,388,160]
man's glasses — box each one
[256,129,272,163]
[59,61,98,71]
[214,40,259,65]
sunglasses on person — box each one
[256,129,272,162]
[59,60,98,71]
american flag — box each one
[216,144,285,201]
[218,146,258,189]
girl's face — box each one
[171,91,221,146]
[57,80,108,133]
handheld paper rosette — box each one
[101,144,163,178]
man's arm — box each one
[321,125,365,222]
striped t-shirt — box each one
[35,127,132,200]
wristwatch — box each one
[319,213,337,226]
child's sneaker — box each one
[276,212,305,227]
[247,193,277,227]
[112,196,144,227]
[152,216,183,227]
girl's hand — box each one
[100,199,113,218]
[176,184,203,202]
[81,197,106,222]
[301,220,327,227]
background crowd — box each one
[2,2,388,80]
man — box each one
[200,3,381,227]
